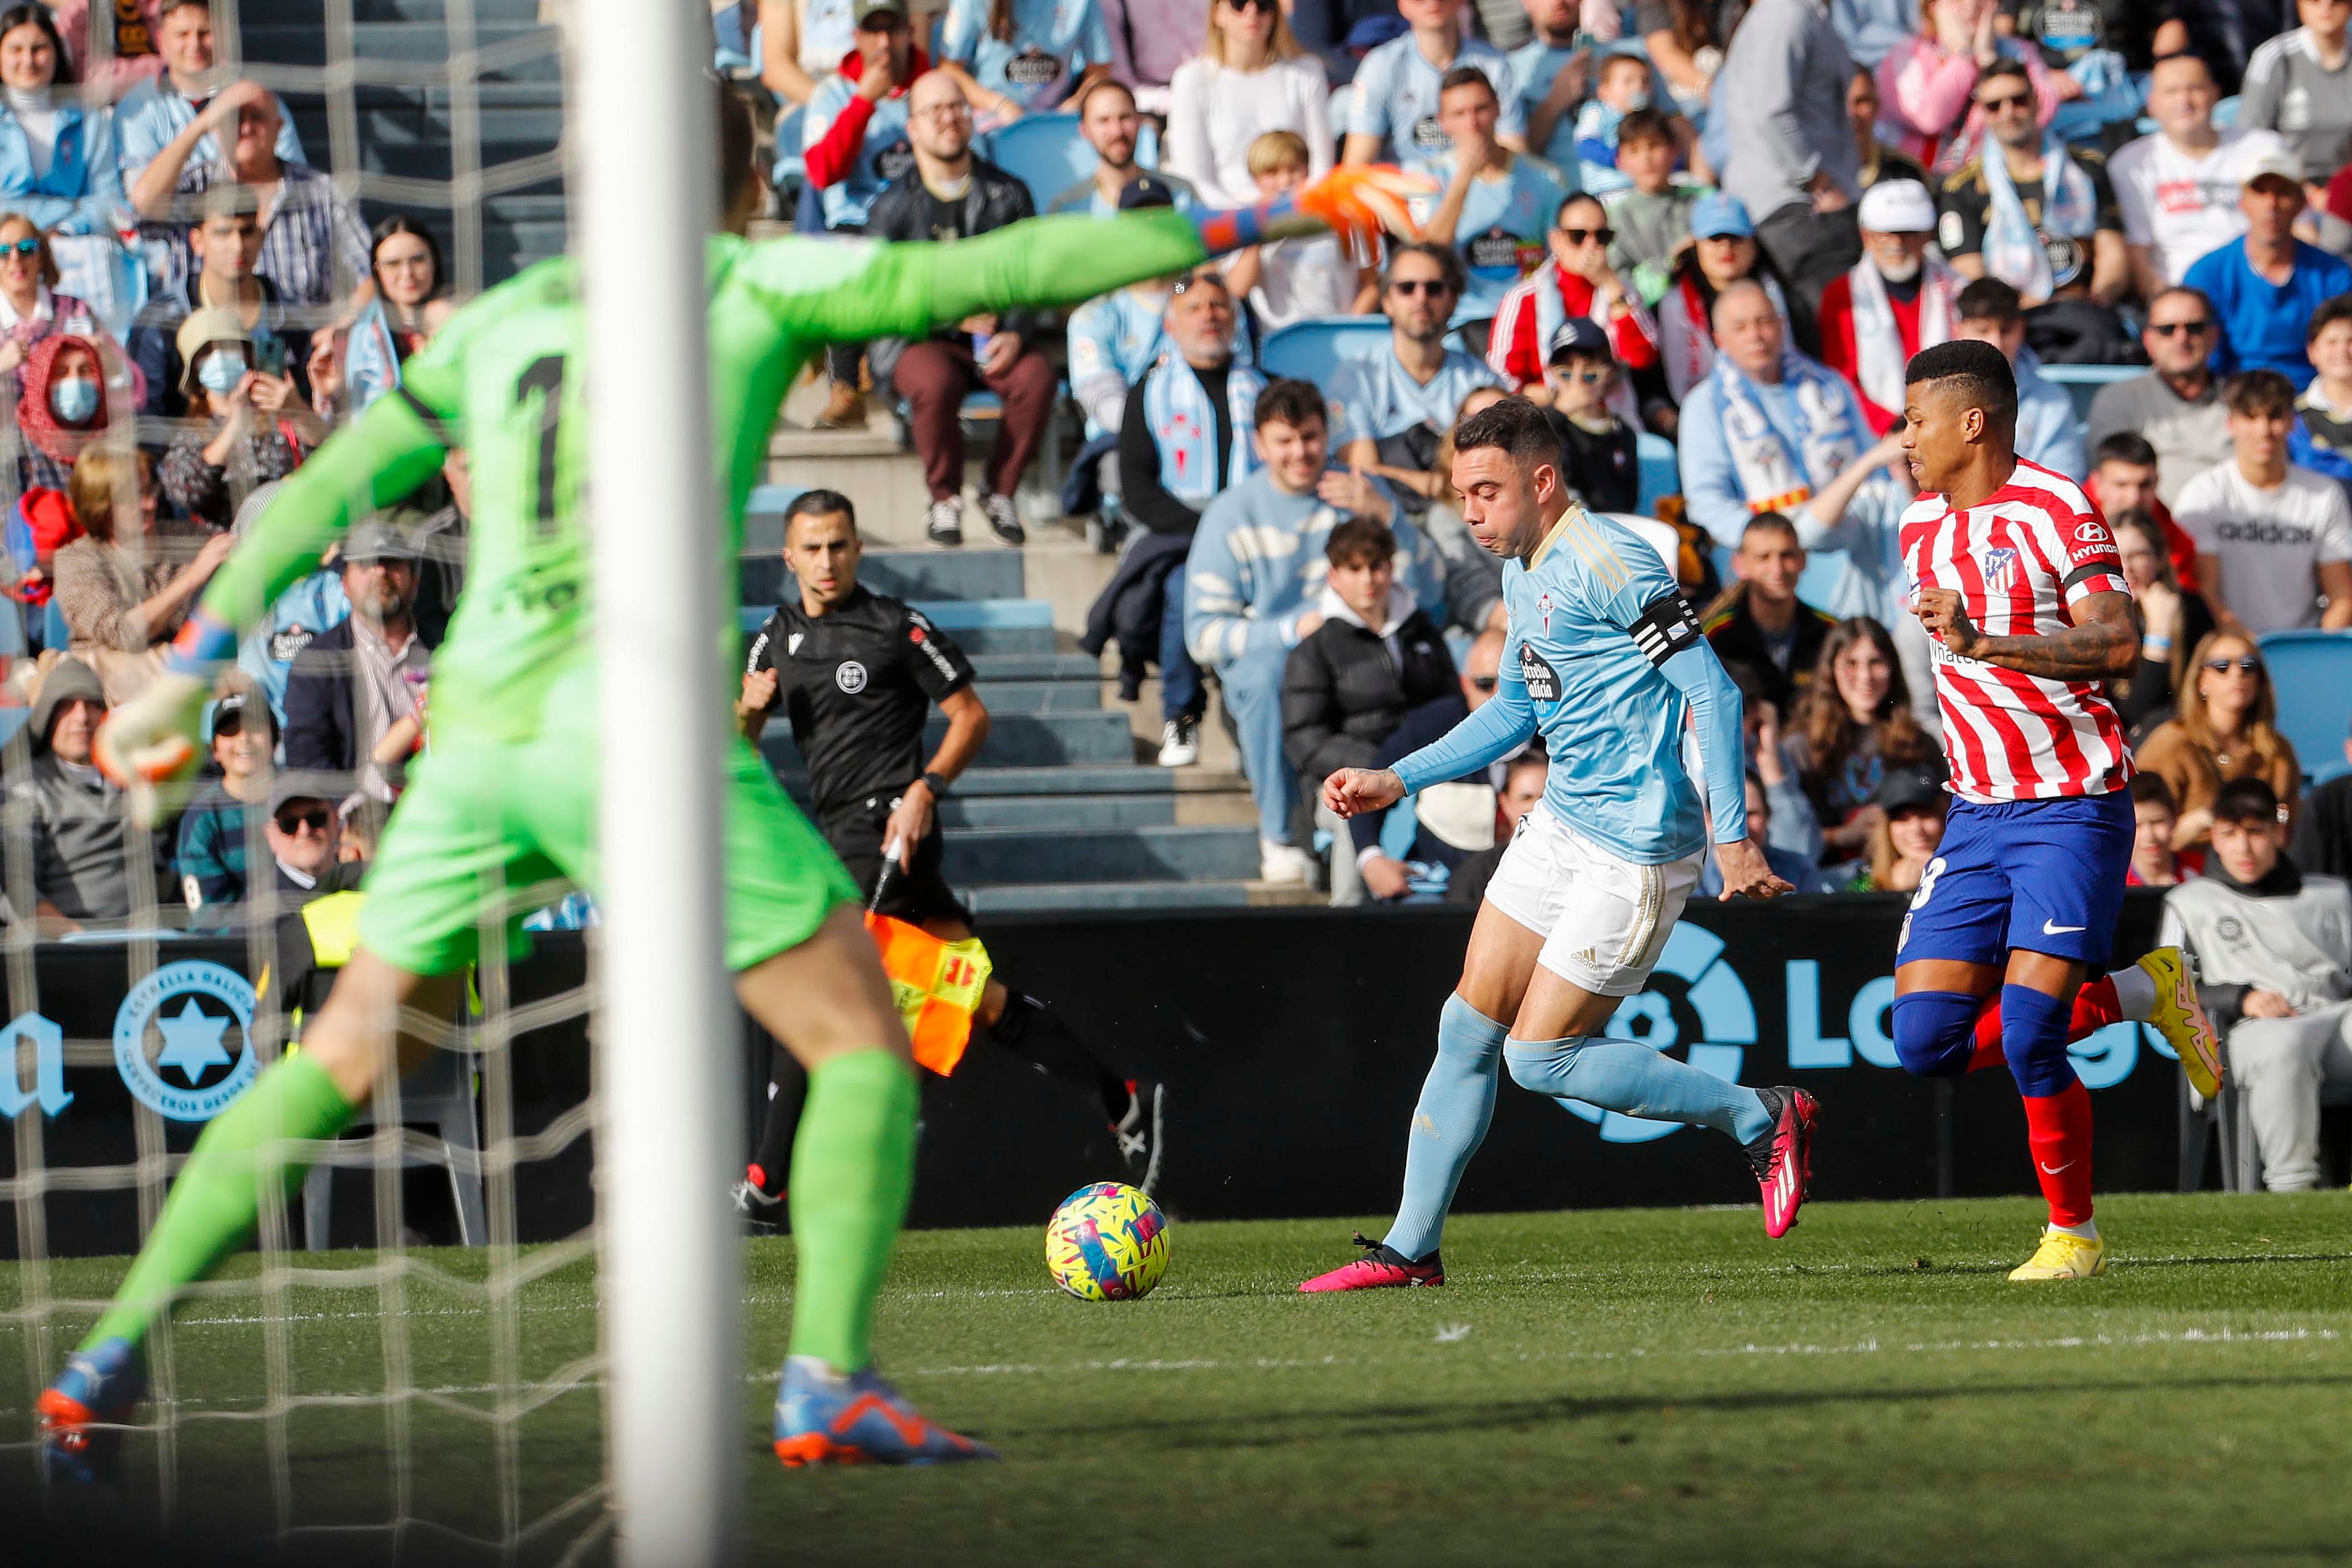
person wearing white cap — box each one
[1816,178,1962,433]
[2183,151,2352,389]
[2111,54,2291,296]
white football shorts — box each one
[1480,803,1702,997]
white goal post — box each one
[576,0,739,1562]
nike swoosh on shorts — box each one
[2042,920,2086,935]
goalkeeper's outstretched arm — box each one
[735,168,1425,350]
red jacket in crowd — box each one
[803,44,933,191]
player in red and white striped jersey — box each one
[1898,458,2133,801]
[1886,341,2221,1284]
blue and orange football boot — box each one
[773,1356,996,1467]
[37,1337,146,1484]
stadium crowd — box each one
[0,0,2348,1182]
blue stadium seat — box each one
[772,101,805,185]
[1635,431,1677,515]
[2258,630,2352,785]
[2039,362,2142,424]
[978,114,1093,211]
[1259,316,1395,385]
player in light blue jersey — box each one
[1300,397,1819,1293]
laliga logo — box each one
[113,961,259,1122]
[1577,924,1754,1144]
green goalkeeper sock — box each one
[82,1051,356,1354]
[785,1048,917,1374]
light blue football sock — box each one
[1382,993,1508,1262]
[1504,1035,1774,1144]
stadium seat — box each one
[2256,630,2352,784]
[302,1046,487,1250]
[2040,361,2142,423]
[1635,431,1678,515]
[771,101,806,195]
[978,114,1092,211]
[1259,316,1394,384]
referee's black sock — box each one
[988,992,1131,1123]
[748,1041,807,1198]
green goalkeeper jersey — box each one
[199,209,1212,743]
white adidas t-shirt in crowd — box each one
[2176,460,2352,633]
[2109,126,2289,284]
[1239,233,1360,330]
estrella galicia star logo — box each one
[113,962,258,1122]
[154,998,233,1084]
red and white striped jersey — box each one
[1899,459,2133,802]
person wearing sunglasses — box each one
[256,773,363,905]
[0,213,125,402]
[2135,630,2303,853]
[1407,64,1572,320]
[2111,53,2293,297]
[1328,241,1502,478]
[1874,0,2056,176]
[1486,191,1657,419]
[2174,367,2352,638]
[1539,317,1639,513]
[2085,284,2233,505]
[1163,0,1330,209]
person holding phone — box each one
[158,306,326,528]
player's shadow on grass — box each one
[1044,1370,2352,1449]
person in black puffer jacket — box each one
[1283,515,1469,899]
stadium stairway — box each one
[740,497,1319,913]
[239,0,567,285]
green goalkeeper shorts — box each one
[356,728,859,977]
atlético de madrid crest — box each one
[1979,547,2018,595]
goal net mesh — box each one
[0,0,627,1558]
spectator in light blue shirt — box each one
[1339,0,1523,165]
[0,6,126,237]
[1406,64,1574,319]
[2182,158,2352,391]
[938,0,1114,118]
[1187,376,1447,883]
[1510,0,1589,168]
[1328,241,1502,473]
[1952,275,2089,481]
[1043,77,1197,218]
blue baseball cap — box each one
[1690,193,1755,240]
[1343,14,1408,51]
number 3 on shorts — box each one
[1897,855,1946,953]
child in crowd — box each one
[2293,295,2352,496]
[1573,51,1654,195]
[1224,131,1375,329]
[2128,773,2189,887]
[1542,318,1638,513]
[1602,108,1694,306]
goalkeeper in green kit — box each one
[38,84,1424,1475]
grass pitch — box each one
[9,1190,2352,1565]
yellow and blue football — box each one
[1045,1182,1170,1302]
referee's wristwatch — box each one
[916,770,950,799]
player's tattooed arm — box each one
[1913,588,2138,680]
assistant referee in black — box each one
[732,490,1162,1218]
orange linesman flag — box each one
[863,913,993,1077]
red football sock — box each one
[2021,1078,2094,1227]
[1966,977,2124,1073]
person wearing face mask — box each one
[51,443,233,701]
[1816,179,1962,434]
[159,306,324,528]
[0,214,133,400]
[13,330,121,500]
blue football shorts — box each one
[1894,791,2134,970]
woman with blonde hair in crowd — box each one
[1783,615,1939,864]
[51,442,232,700]
[2134,630,2301,852]
[1164,0,1332,208]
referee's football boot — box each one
[1112,1078,1165,1194]
[1297,1232,1444,1292]
[1745,1086,1818,1239]
[37,1336,145,1484]
[2137,946,2223,1100]
[774,1356,997,1466]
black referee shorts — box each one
[820,794,972,927]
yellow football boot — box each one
[2009,1227,2107,1280]
[2138,946,2223,1100]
